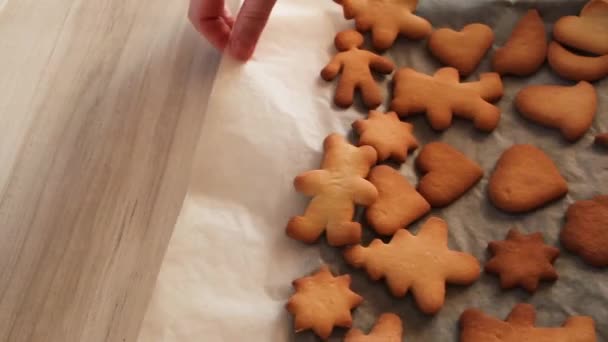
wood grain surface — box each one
[0,0,220,341]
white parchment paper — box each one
[138,0,608,340]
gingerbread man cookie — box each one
[486,229,560,293]
[428,23,495,76]
[344,217,480,314]
[561,195,608,267]
[460,303,597,342]
[287,265,363,340]
[515,81,597,141]
[287,133,378,246]
[334,0,432,50]
[345,313,403,342]
[322,30,395,109]
[492,10,547,76]
[366,165,430,236]
[352,111,419,163]
[391,67,503,132]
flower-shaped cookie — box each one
[287,265,363,340]
[486,229,559,293]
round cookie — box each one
[561,195,608,267]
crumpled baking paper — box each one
[138,0,608,340]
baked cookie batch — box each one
[286,0,607,340]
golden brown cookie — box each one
[416,142,484,208]
[366,165,430,236]
[344,217,480,314]
[560,195,608,267]
[460,303,598,342]
[352,111,419,163]
[428,23,495,76]
[595,133,608,147]
[515,81,597,141]
[334,0,432,50]
[492,10,547,76]
[553,0,608,56]
[391,67,504,132]
[489,145,568,213]
[547,41,608,82]
[486,229,560,293]
[287,134,378,246]
[321,30,395,109]
[344,313,403,342]
[287,265,363,340]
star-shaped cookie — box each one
[286,265,363,340]
[345,313,403,341]
[353,111,419,163]
[344,217,480,314]
[485,229,560,293]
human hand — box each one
[189,0,277,60]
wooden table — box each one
[0,0,220,341]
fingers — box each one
[189,0,233,51]
[227,0,277,60]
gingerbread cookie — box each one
[321,30,395,109]
[489,145,568,213]
[553,0,608,56]
[492,10,547,76]
[366,165,430,236]
[595,133,608,147]
[486,229,559,293]
[515,81,597,141]
[287,134,378,246]
[561,195,608,267]
[352,111,419,163]
[428,23,495,76]
[391,67,504,132]
[287,265,363,340]
[547,41,608,82]
[345,313,403,342]
[344,217,480,314]
[460,303,598,342]
[334,0,432,50]
[416,142,484,208]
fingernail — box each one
[228,38,255,61]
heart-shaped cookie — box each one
[515,81,597,141]
[489,145,568,213]
[366,165,430,235]
[553,0,608,56]
[416,142,484,207]
[428,23,495,76]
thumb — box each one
[227,0,277,60]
